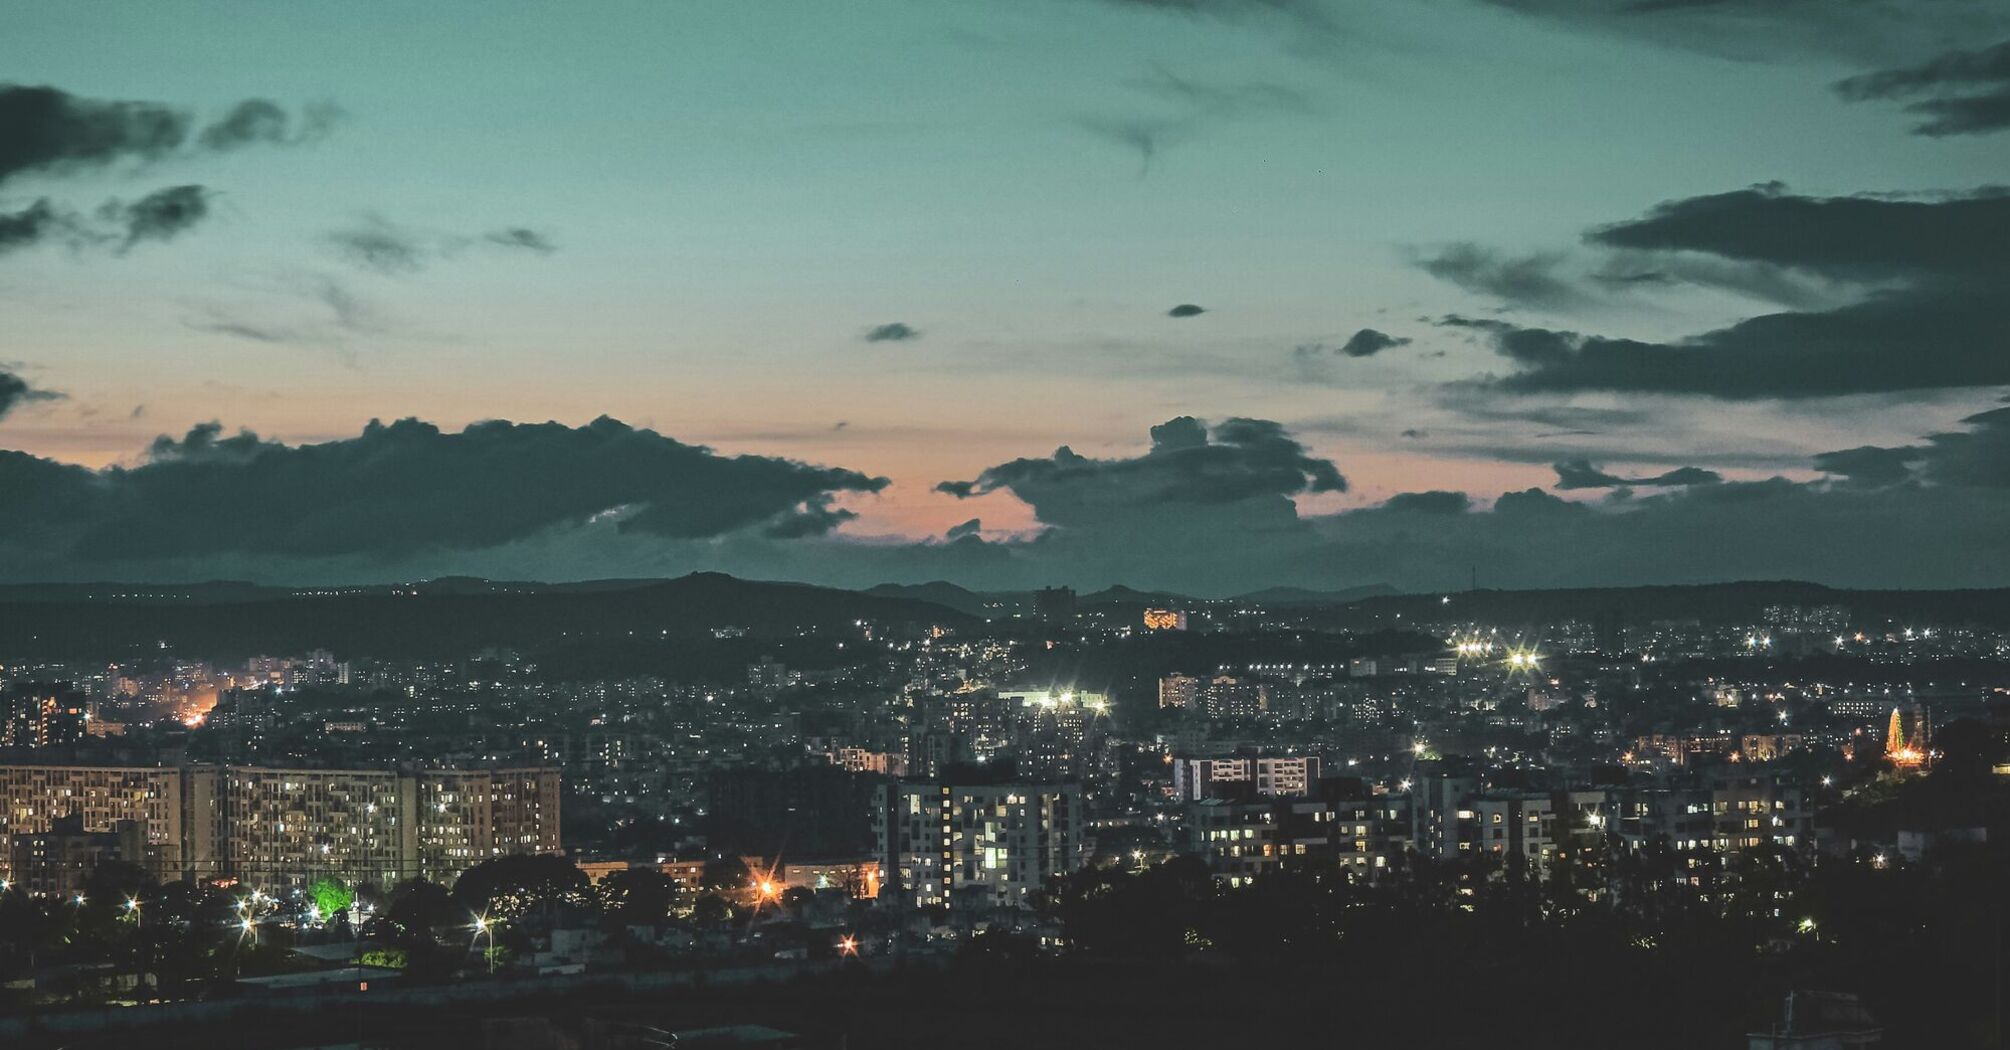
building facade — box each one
[874,778,1083,910]
[0,761,560,890]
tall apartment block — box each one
[0,761,560,891]
[874,777,1083,910]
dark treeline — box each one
[1026,836,2006,1050]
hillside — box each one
[0,573,973,661]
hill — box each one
[1320,581,2010,630]
[0,573,973,661]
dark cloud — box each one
[2,185,215,258]
[328,216,560,275]
[1818,406,2010,491]
[1835,40,2010,136]
[328,215,428,274]
[485,227,557,253]
[107,184,212,248]
[1551,458,1723,489]
[0,84,187,185]
[1413,243,1586,309]
[1812,444,1923,487]
[12,411,2010,592]
[1339,328,1411,357]
[0,370,63,420]
[1167,303,1207,318]
[0,199,75,254]
[0,84,332,186]
[898,412,2010,593]
[937,415,1344,522]
[1444,186,2010,399]
[0,416,887,570]
[863,322,921,343]
[1467,0,2007,63]
[1588,183,2009,279]
[197,98,340,151]
[945,518,983,541]
[1382,490,1471,514]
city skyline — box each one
[3,1,2009,593]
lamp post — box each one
[474,916,495,975]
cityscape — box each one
[1,579,2006,1046]
[5,1,2010,1047]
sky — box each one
[3,0,2008,594]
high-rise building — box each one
[1,682,90,749]
[1158,674,1201,710]
[8,812,148,898]
[873,776,1083,910]
[1172,755,1322,801]
[1199,675,1266,718]
[0,761,560,890]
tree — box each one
[309,876,355,922]
[380,878,459,943]
[599,867,679,924]
[452,854,591,920]
[700,856,753,894]
[376,878,462,983]
[692,894,734,928]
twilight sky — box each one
[3,0,2008,593]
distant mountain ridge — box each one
[0,573,972,660]
[4,575,2007,662]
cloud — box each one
[0,84,188,185]
[1413,243,1587,309]
[1440,185,2010,399]
[1081,65,1316,176]
[901,411,2010,592]
[106,184,213,248]
[863,322,921,343]
[938,414,1344,516]
[1382,490,1471,514]
[1551,458,1723,489]
[1095,0,1339,35]
[1,185,216,258]
[327,215,559,274]
[184,273,384,350]
[0,84,333,186]
[0,370,63,420]
[0,199,76,254]
[1338,328,1411,357]
[327,214,428,274]
[0,416,887,571]
[1811,444,1923,487]
[484,227,557,253]
[1124,65,1314,118]
[1835,40,2010,136]
[1816,405,2010,491]
[1167,303,1207,318]
[196,98,341,151]
[1076,116,1187,176]
[1466,0,2008,63]
[11,411,2010,592]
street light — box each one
[473,916,495,975]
